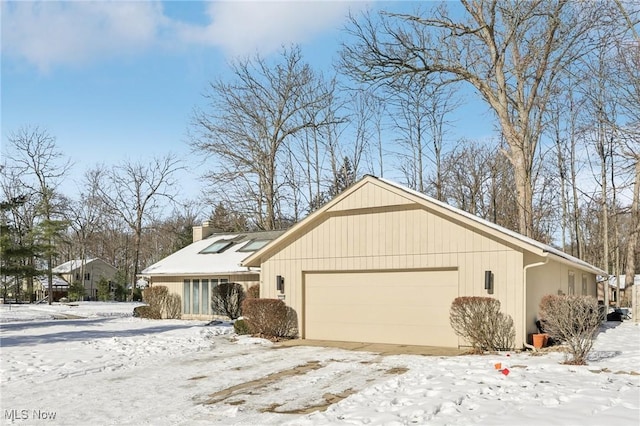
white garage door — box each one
[304,269,459,347]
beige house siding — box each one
[260,201,528,347]
[247,177,605,349]
[57,260,117,300]
[524,255,598,341]
[148,274,259,320]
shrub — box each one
[538,295,600,365]
[211,282,245,320]
[142,286,181,319]
[247,284,260,299]
[133,305,162,319]
[241,298,298,339]
[97,278,111,301]
[68,282,86,302]
[449,296,515,352]
[165,294,181,319]
[233,319,251,335]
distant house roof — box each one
[609,275,640,290]
[52,258,116,274]
[35,275,71,288]
[140,230,286,276]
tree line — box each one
[2,1,638,303]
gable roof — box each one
[140,230,286,276]
[52,258,117,274]
[242,175,606,275]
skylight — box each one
[200,240,233,254]
[238,239,270,252]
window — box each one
[183,277,229,315]
[183,280,191,314]
[84,273,90,281]
[238,239,270,252]
[201,279,209,315]
[568,271,575,295]
[193,280,200,314]
[199,240,233,254]
[581,275,588,295]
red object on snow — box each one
[501,368,510,376]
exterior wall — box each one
[59,261,117,300]
[525,254,598,342]
[149,273,259,320]
[260,200,527,347]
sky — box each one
[1,0,493,206]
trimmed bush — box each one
[538,295,600,365]
[211,282,245,320]
[133,305,162,319]
[165,294,181,319]
[233,319,251,335]
[247,284,260,299]
[449,296,515,352]
[241,298,298,339]
[141,286,181,319]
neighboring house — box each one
[33,276,71,302]
[52,258,118,300]
[140,225,286,320]
[243,175,607,349]
[608,274,639,306]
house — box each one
[140,225,286,320]
[242,175,607,349]
[33,275,71,302]
[52,258,118,300]
[608,274,638,306]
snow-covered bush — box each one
[449,296,515,352]
[538,295,600,365]
[241,298,298,339]
[211,282,245,320]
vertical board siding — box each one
[262,201,527,346]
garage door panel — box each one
[304,269,459,347]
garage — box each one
[304,269,459,347]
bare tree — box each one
[341,1,608,237]
[191,46,336,230]
[5,126,71,304]
[387,75,458,198]
[91,154,182,298]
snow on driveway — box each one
[0,302,638,425]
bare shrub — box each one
[247,284,260,299]
[142,286,181,319]
[211,282,245,320]
[241,298,298,339]
[133,305,162,319]
[449,297,515,352]
[165,294,182,319]
[538,295,601,365]
[143,286,168,309]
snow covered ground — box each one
[1,302,638,425]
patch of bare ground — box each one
[198,358,410,415]
[385,367,408,375]
[262,389,356,414]
[203,360,323,405]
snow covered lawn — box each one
[1,302,638,425]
